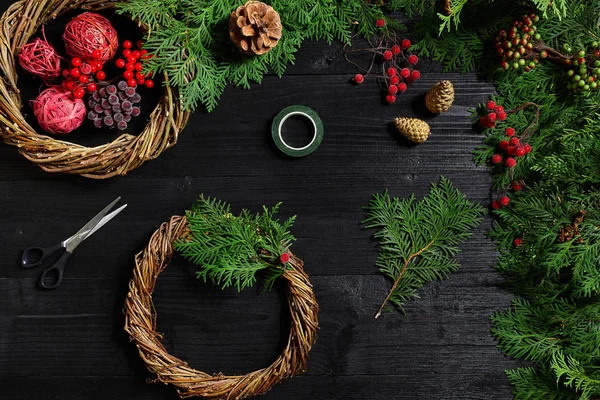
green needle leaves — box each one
[364,177,485,318]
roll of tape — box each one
[272,105,323,157]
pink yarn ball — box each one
[63,12,118,62]
[18,37,61,81]
[32,87,86,135]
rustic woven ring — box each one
[124,216,320,399]
[0,0,190,179]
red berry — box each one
[410,70,421,80]
[123,70,134,79]
[511,181,523,191]
[390,75,400,85]
[115,59,126,68]
[400,68,410,78]
[90,65,97,74]
[500,196,510,206]
[91,50,102,59]
[491,154,502,164]
[78,75,89,83]
[280,253,291,263]
[513,237,523,247]
[95,61,103,70]
[497,111,507,121]
[95,70,106,80]
[137,78,145,85]
[86,83,97,92]
[127,78,137,87]
[401,39,411,50]
[137,40,143,49]
[132,50,141,59]
[127,56,137,64]
[134,62,143,72]
[499,140,509,150]
[524,144,532,153]
[125,63,135,71]
[505,157,517,168]
[516,148,526,157]
[123,50,132,59]
[408,54,418,64]
[507,146,517,156]
[397,82,407,93]
[480,116,490,127]
[495,105,504,112]
[65,80,75,91]
[70,67,80,78]
[354,73,364,84]
[376,19,385,28]
[387,67,397,77]
[505,127,515,136]
[388,85,398,94]
[62,69,70,78]
[385,94,396,104]
[383,50,393,60]
[135,72,145,80]
[123,40,133,49]
[487,112,497,122]
[486,101,496,110]
[509,137,520,146]
[144,79,155,89]
[71,57,82,67]
[140,49,148,55]
[391,45,401,55]
[491,201,501,210]
[73,88,85,99]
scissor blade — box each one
[65,197,121,252]
[86,204,127,238]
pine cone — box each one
[394,117,431,143]
[425,80,455,114]
[229,1,282,55]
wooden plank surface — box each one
[0,4,516,399]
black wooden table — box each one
[0,6,516,398]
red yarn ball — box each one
[18,37,61,81]
[63,12,118,62]
[32,88,86,135]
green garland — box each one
[389,0,600,398]
[116,0,392,111]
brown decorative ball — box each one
[229,1,282,55]
[394,117,431,143]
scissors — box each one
[21,197,127,289]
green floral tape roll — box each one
[272,105,324,157]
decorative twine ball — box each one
[394,117,431,143]
[425,80,455,114]
[18,37,61,81]
[229,1,282,55]
[32,87,86,135]
[63,12,118,62]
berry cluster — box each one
[114,40,154,89]
[490,126,532,169]
[60,51,106,99]
[346,19,420,104]
[495,14,541,72]
[564,43,600,92]
[86,80,141,130]
[479,100,507,128]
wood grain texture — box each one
[0,2,516,399]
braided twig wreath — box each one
[124,216,320,399]
[0,0,190,179]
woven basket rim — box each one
[0,0,190,179]
[124,215,319,400]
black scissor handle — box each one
[21,243,65,268]
[38,252,71,289]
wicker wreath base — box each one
[124,216,319,399]
[0,0,190,179]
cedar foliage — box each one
[386,0,600,398]
[115,0,387,111]
[364,177,485,318]
[174,195,295,291]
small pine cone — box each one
[229,1,282,55]
[425,80,455,114]
[394,117,431,143]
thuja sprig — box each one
[175,195,296,292]
[363,177,485,318]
